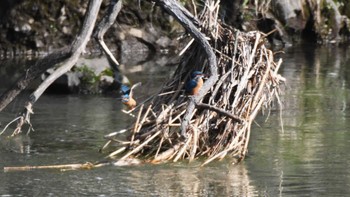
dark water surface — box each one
[1,45,350,196]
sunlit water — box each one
[1,45,350,196]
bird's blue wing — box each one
[120,84,131,95]
[185,79,197,93]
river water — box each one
[0,45,350,196]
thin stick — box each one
[4,162,99,172]
[131,104,144,142]
[107,147,127,158]
[135,104,152,134]
[179,38,194,56]
[202,122,249,166]
[0,116,21,136]
[232,33,261,108]
[155,136,165,158]
[173,133,192,162]
[152,143,181,163]
[118,130,161,161]
[100,140,112,152]
[189,125,198,161]
[251,49,271,109]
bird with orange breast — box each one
[121,94,137,110]
[120,83,141,110]
[185,71,204,95]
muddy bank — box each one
[2,0,350,94]
[2,0,350,60]
[0,0,180,60]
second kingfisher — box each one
[185,71,204,95]
[121,94,137,110]
[120,83,141,110]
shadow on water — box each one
[1,45,350,196]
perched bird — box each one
[185,71,204,95]
[120,82,141,110]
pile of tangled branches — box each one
[102,2,285,166]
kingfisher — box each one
[120,83,141,110]
[185,71,204,95]
[121,94,137,110]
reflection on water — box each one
[248,45,350,196]
[0,162,257,196]
[1,45,350,196]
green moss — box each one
[76,65,100,85]
[100,68,114,77]
[74,65,115,94]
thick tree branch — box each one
[152,0,218,137]
[0,0,103,113]
[93,0,122,73]
[31,0,102,103]
[0,49,71,112]
[0,0,103,136]
[195,102,244,123]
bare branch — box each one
[0,49,71,112]
[152,0,218,137]
[195,102,244,123]
[0,0,103,136]
[93,0,122,73]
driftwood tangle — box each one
[0,0,284,167]
[103,0,285,166]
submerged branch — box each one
[4,162,100,172]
